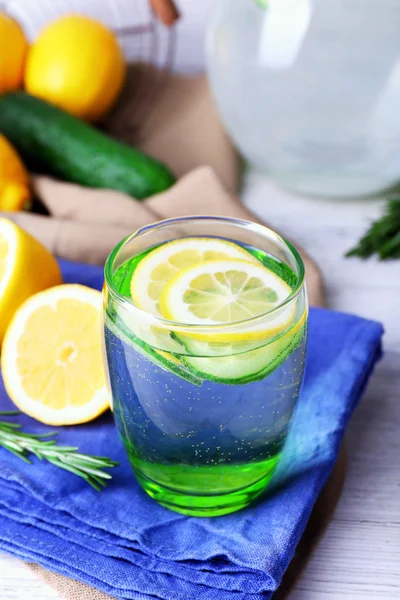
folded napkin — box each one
[1,66,241,241]
[4,167,325,308]
[0,260,383,600]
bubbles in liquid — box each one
[105,240,306,505]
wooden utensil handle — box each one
[150,0,180,26]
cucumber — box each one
[0,92,176,199]
[182,322,307,385]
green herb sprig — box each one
[0,411,119,491]
[347,197,400,260]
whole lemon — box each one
[25,15,126,122]
[0,14,28,94]
[0,134,30,211]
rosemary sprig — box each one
[0,411,119,491]
[347,197,400,260]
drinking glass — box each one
[103,216,307,516]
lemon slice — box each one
[130,237,258,315]
[0,218,62,345]
[1,284,109,425]
[158,258,299,384]
[160,258,293,331]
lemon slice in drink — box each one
[127,238,257,382]
[160,258,294,337]
[129,239,303,384]
[158,258,302,384]
[130,237,258,315]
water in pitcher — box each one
[207,0,400,198]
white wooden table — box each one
[244,174,400,599]
[1,172,399,599]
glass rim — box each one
[104,216,306,333]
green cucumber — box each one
[0,92,176,199]
[182,324,306,385]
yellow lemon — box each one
[25,15,126,122]
[160,258,292,325]
[0,218,62,345]
[130,237,260,316]
[1,284,109,425]
[159,258,295,342]
[0,134,31,211]
[0,14,28,94]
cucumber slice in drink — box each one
[181,319,306,385]
[112,237,304,386]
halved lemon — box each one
[0,218,62,346]
[130,237,258,316]
[1,284,109,425]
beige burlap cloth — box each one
[0,65,323,304]
[1,67,328,597]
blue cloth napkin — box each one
[0,259,383,600]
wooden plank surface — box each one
[1,172,399,600]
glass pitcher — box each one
[206,0,400,199]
